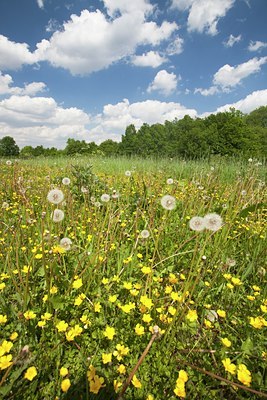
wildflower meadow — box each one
[0,156,266,399]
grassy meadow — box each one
[0,156,266,399]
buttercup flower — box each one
[24,366,37,381]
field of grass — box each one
[0,156,266,399]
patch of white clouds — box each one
[166,36,184,55]
[147,70,179,96]
[0,35,38,70]
[195,56,267,96]
[34,6,178,76]
[131,51,167,68]
[0,72,46,96]
[224,34,242,47]
[213,56,267,89]
[36,0,45,9]
[248,40,267,52]
[171,0,235,35]
[206,89,267,115]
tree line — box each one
[1,106,266,159]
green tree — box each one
[0,136,19,156]
[98,140,119,156]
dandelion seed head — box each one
[51,209,64,222]
[206,310,218,322]
[81,186,89,193]
[60,237,72,250]
[125,170,131,177]
[62,177,70,185]
[203,213,223,231]
[101,193,110,202]
[140,229,150,239]
[166,178,174,185]
[189,216,205,231]
[47,189,64,205]
[161,195,176,210]
[6,160,12,166]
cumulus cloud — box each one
[194,86,219,96]
[37,0,45,9]
[147,70,179,96]
[0,72,46,96]
[0,35,37,70]
[211,89,267,114]
[131,51,167,68]
[171,0,235,35]
[196,56,267,96]
[213,56,267,89]
[248,40,267,52]
[34,8,178,75]
[224,34,242,47]
[166,36,184,55]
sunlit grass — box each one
[0,156,266,399]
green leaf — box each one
[241,337,254,355]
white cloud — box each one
[224,34,242,47]
[194,86,219,96]
[0,72,46,95]
[131,51,167,68]
[213,56,267,89]
[0,35,37,70]
[37,0,45,9]
[171,0,235,35]
[166,36,184,55]
[211,89,267,114]
[102,0,153,17]
[147,70,179,96]
[248,40,267,52]
[35,9,178,75]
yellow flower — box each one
[120,302,135,313]
[186,309,198,322]
[74,293,86,306]
[89,375,105,394]
[117,364,126,374]
[102,353,112,364]
[174,382,186,398]
[0,340,13,356]
[24,366,37,381]
[10,332,18,341]
[37,320,46,328]
[221,338,232,347]
[0,315,7,324]
[108,295,117,303]
[142,313,152,323]
[0,354,13,370]
[114,379,122,392]
[165,285,173,294]
[103,326,116,340]
[141,266,152,274]
[50,286,58,294]
[72,278,83,289]
[41,312,52,321]
[135,323,145,336]
[24,310,36,320]
[222,358,236,375]
[132,375,142,388]
[217,309,226,318]
[178,370,188,383]
[60,367,69,377]
[113,343,129,360]
[231,277,242,286]
[56,320,68,332]
[249,316,264,329]
[61,378,71,392]
[65,324,83,341]
[123,281,132,290]
[169,273,178,284]
[140,295,153,309]
[168,306,176,316]
[101,277,109,285]
[237,364,251,386]
[94,302,102,312]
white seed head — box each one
[161,195,176,210]
[189,216,205,231]
[47,189,64,205]
[203,213,223,231]
[62,177,70,185]
[51,209,64,222]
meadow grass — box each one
[0,156,266,400]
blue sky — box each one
[0,0,267,148]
